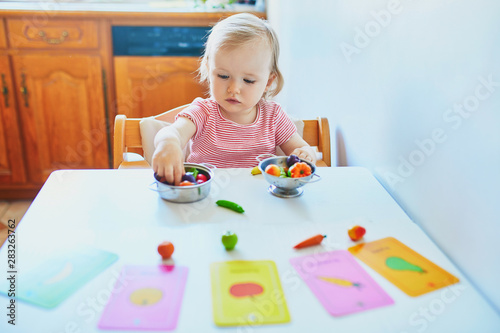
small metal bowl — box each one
[151,163,215,203]
[257,155,321,198]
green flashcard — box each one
[0,247,118,308]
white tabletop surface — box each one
[1,167,499,332]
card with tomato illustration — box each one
[290,250,393,316]
[348,237,460,297]
[210,260,290,326]
[98,265,188,331]
[0,247,117,308]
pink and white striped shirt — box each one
[176,98,297,168]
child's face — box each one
[208,40,275,122]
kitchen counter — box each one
[0,1,263,14]
[0,1,265,23]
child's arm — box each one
[152,117,196,185]
[279,133,317,165]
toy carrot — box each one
[293,234,326,249]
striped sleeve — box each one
[175,98,212,139]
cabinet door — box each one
[114,56,207,118]
[0,55,27,184]
[12,54,109,184]
[0,19,7,49]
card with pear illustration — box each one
[348,237,459,297]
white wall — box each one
[267,0,500,311]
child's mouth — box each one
[226,98,240,104]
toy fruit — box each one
[286,154,301,167]
[179,180,195,186]
[196,173,208,183]
[289,162,312,178]
[158,241,174,259]
[251,166,262,175]
[348,225,366,241]
[181,172,196,183]
[221,231,238,250]
[265,164,281,177]
[293,234,326,249]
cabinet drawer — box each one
[7,19,98,49]
[0,19,7,48]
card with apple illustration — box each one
[210,260,290,326]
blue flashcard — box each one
[0,247,118,308]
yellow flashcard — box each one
[348,237,459,297]
[210,260,290,327]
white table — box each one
[1,167,499,333]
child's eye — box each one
[244,79,256,84]
[218,74,229,79]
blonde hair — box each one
[199,13,283,99]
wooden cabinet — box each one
[0,19,7,48]
[0,10,265,199]
[6,18,99,49]
[11,54,109,183]
[0,17,111,198]
[0,54,27,186]
[114,56,206,118]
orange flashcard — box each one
[348,237,459,297]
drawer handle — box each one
[20,73,28,107]
[1,74,9,108]
[38,30,69,44]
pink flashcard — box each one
[98,265,188,331]
[290,250,393,316]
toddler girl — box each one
[152,13,316,185]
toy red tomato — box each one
[196,173,208,183]
[158,241,174,259]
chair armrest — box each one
[118,153,151,169]
[316,160,328,167]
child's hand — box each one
[291,146,317,165]
[280,133,318,165]
[152,141,185,185]
[152,117,196,185]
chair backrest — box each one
[113,106,331,168]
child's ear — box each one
[265,73,277,91]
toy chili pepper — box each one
[293,234,326,249]
[348,225,366,241]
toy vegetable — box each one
[289,162,312,178]
[348,225,366,241]
[158,241,174,259]
[293,234,326,249]
[216,200,245,213]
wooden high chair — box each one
[113,105,331,169]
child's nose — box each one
[228,80,240,94]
